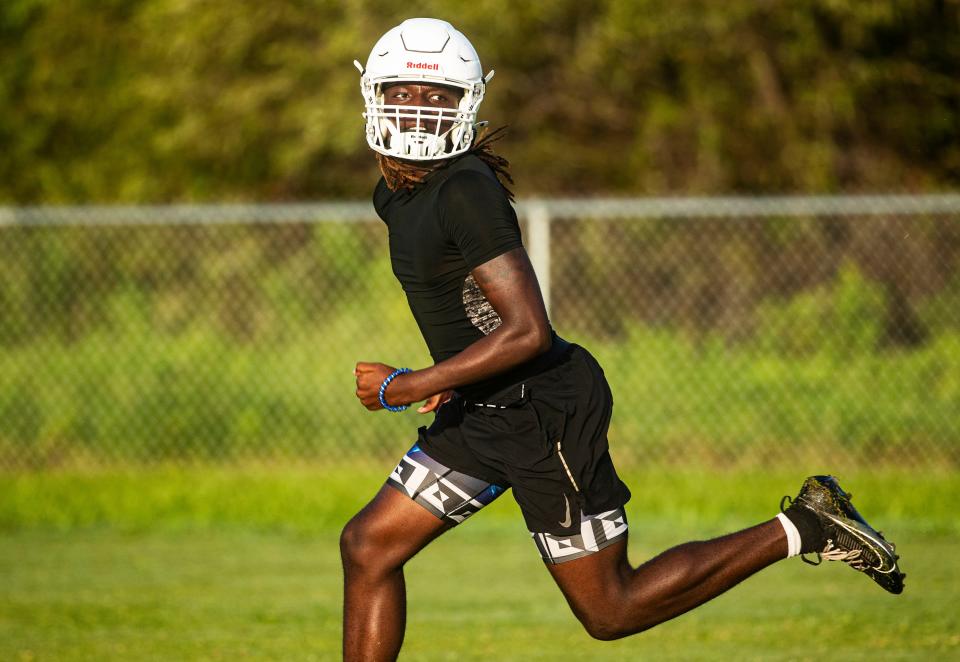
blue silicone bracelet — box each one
[378,368,412,412]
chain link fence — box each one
[1,195,959,471]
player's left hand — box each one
[354,361,405,411]
[417,390,453,414]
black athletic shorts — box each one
[387,340,632,562]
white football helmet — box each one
[355,18,494,161]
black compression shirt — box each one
[374,154,526,363]
[374,154,561,396]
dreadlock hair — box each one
[375,126,515,202]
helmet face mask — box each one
[356,18,492,161]
[369,80,472,160]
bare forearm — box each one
[388,323,550,404]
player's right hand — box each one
[353,361,397,410]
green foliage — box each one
[755,262,886,359]
[589,326,960,466]
[551,215,959,349]
[920,272,960,336]
[1,270,958,468]
[0,223,388,345]
[2,0,959,202]
[0,216,957,468]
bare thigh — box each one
[546,538,631,617]
[341,484,454,571]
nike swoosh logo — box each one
[559,494,572,528]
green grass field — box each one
[2,467,958,660]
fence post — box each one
[526,202,551,316]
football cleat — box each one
[782,475,905,594]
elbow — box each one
[497,317,552,363]
[535,325,553,356]
[522,323,552,359]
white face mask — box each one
[386,130,448,160]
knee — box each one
[340,515,383,573]
[581,615,631,641]
[577,604,654,641]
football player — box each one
[342,18,905,661]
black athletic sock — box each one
[783,503,824,554]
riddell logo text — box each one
[406,62,439,70]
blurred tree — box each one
[132,0,375,200]
[0,0,151,202]
[1,0,957,202]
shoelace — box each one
[819,539,867,570]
